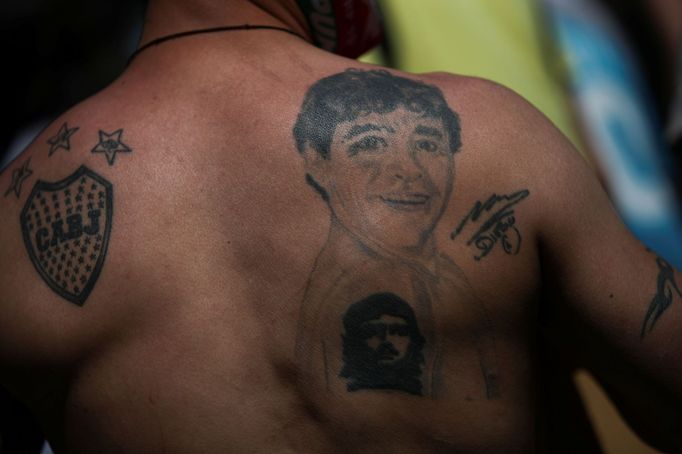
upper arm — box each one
[543,147,682,450]
[538,113,682,394]
[509,86,682,447]
[438,75,682,447]
[463,77,682,383]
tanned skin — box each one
[0,1,680,452]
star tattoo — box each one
[4,158,33,198]
[91,129,132,165]
[47,122,79,156]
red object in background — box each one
[297,0,384,58]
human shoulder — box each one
[417,72,529,108]
[417,71,569,147]
[410,70,682,450]
[0,80,171,368]
[409,71,581,240]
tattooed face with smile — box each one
[323,108,454,251]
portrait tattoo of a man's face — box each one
[293,68,460,254]
[293,69,500,400]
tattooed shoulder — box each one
[2,118,134,307]
[4,117,133,196]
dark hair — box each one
[293,69,462,159]
[342,292,423,337]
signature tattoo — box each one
[451,190,530,261]
[294,69,499,400]
[48,122,79,156]
[641,255,681,338]
[91,129,132,165]
[20,165,113,305]
[4,158,33,198]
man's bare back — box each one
[1,1,681,452]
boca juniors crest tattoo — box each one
[20,166,113,305]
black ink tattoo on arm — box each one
[451,189,530,260]
[641,255,681,338]
[4,158,33,198]
[91,129,132,165]
[20,166,113,305]
[48,122,79,156]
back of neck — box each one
[138,0,311,53]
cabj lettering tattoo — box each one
[4,158,33,198]
[641,254,681,338]
[451,190,530,261]
[91,129,132,165]
[294,69,499,400]
[20,166,113,305]
[48,122,79,156]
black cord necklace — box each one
[127,24,306,65]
